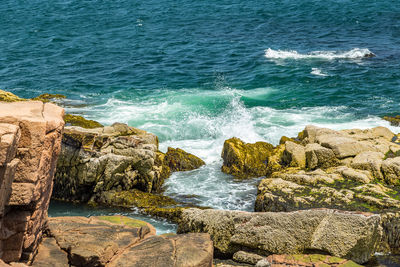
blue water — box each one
[2,0,400,230]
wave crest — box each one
[265,48,375,60]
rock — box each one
[63,114,103,129]
[92,189,188,222]
[31,94,66,103]
[383,115,400,126]
[282,141,306,168]
[0,90,26,103]
[47,216,154,267]
[164,147,205,172]
[381,157,400,185]
[263,254,361,267]
[380,212,400,254]
[0,101,64,263]
[41,216,212,267]
[351,151,384,180]
[108,233,213,267]
[256,167,400,213]
[178,208,382,264]
[53,123,164,202]
[232,251,263,265]
[255,259,270,267]
[305,143,338,170]
[31,237,69,267]
[221,137,274,178]
[336,166,371,184]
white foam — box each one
[73,87,399,211]
[265,48,374,60]
[311,68,328,77]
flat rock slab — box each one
[265,254,362,267]
[47,216,155,267]
[109,233,213,267]
[31,237,69,267]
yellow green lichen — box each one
[221,137,275,178]
[164,147,205,172]
[31,93,66,102]
[64,114,103,129]
[0,89,27,102]
[96,215,148,228]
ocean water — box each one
[2,0,400,233]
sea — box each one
[1,0,400,243]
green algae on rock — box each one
[164,147,205,172]
[64,114,104,129]
[92,189,203,222]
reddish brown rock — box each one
[0,101,64,263]
[31,216,212,267]
[109,233,213,267]
[264,254,361,267]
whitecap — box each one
[311,68,328,76]
[265,48,375,60]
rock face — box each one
[54,123,205,204]
[0,101,64,263]
[32,216,213,267]
[178,208,382,264]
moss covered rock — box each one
[0,89,26,102]
[64,114,103,129]
[164,147,205,172]
[92,189,204,222]
[383,115,400,126]
[221,137,275,178]
[31,93,66,102]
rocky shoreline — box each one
[0,90,399,266]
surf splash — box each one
[265,48,375,60]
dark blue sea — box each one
[2,0,400,238]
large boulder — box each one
[0,101,64,263]
[54,123,205,204]
[221,137,275,178]
[34,216,212,267]
[178,208,382,264]
[381,157,400,185]
[282,141,306,168]
[54,123,161,202]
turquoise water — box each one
[2,1,400,230]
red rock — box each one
[0,101,64,263]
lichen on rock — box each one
[221,137,275,178]
[0,89,27,102]
[63,114,104,129]
[164,147,205,172]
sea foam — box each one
[265,48,374,60]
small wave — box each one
[265,48,375,60]
[311,68,328,77]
